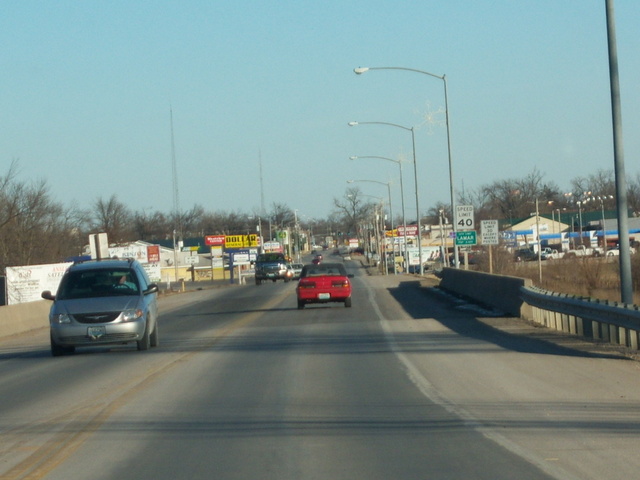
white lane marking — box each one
[364,279,580,480]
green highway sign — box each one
[455,230,477,246]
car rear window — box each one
[301,264,347,277]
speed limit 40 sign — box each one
[455,205,474,231]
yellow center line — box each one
[1,287,292,480]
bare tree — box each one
[92,195,133,244]
[426,202,453,225]
[176,204,206,238]
[132,209,170,241]
[0,161,86,269]
[478,169,563,226]
[0,159,24,231]
[627,173,640,217]
[569,169,616,212]
[270,202,296,229]
[333,187,375,238]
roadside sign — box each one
[455,230,477,246]
[184,255,199,265]
[455,205,475,231]
[205,235,225,246]
[227,248,258,264]
[481,220,499,245]
[397,225,419,236]
[225,234,258,249]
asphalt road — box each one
[1,258,640,479]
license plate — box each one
[318,293,330,300]
[87,326,106,339]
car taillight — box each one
[332,280,350,288]
[298,279,315,289]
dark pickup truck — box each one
[254,252,291,285]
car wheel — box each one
[50,333,74,357]
[297,300,305,309]
[150,320,159,347]
[344,297,352,308]
[137,322,151,351]
[255,278,262,285]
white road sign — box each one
[455,205,475,231]
[481,219,500,245]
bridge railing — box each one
[520,286,640,350]
[437,267,640,351]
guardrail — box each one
[437,267,640,352]
[520,286,640,350]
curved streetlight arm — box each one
[354,66,444,81]
[347,179,388,187]
[349,120,412,132]
[350,155,400,165]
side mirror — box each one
[348,274,355,278]
[145,283,159,295]
[41,290,55,301]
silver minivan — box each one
[42,258,159,356]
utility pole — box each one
[605,0,633,304]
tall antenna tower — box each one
[170,106,181,233]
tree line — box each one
[2,159,640,272]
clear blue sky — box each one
[2,1,638,222]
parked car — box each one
[606,246,637,257]
[296,263,353,309]
[564,245,604,258]
[514,248,548,262]
[41,258,159,356]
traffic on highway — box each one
[2,254,640,479]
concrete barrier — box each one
[438,267,533,317]
[0,300,50,338]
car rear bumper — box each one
[297,291,351,303]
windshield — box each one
[57,269,140,299]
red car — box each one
[296,263,353,309]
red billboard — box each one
[147,245,160,263]
[205,235,226,246]
[396,225,419,236]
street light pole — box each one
[600,197,607,255]
[348,122,422,274]
[354,66,457,269]
[350,155,406,274]
[350,192,385,269]
[577,201,584,247]
[605,0,633,304]
[348,179,395,275]
[535,198,542,284]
